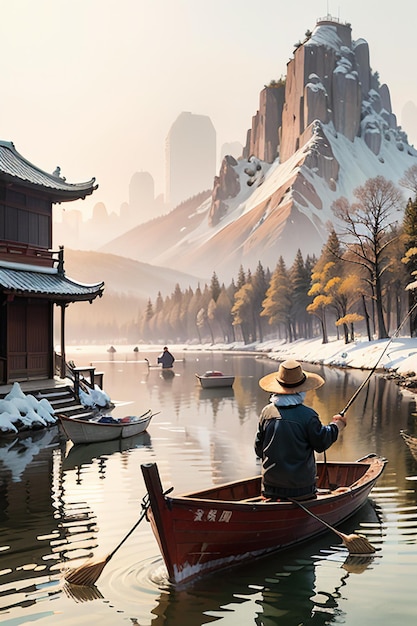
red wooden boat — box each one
[141,454,386,584]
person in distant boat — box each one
[254,359,346,501]
[157,346,175,369]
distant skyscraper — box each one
[165,111,216,208]
[129,171,154,210]
[129,171,155,224]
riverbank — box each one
[244,336,417,392]
[4,335,417,435]
[66,335,417,374]
[67,335,417,390]
[191,335,417,392]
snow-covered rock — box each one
[0,383,57,435]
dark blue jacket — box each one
[254,403,339,497]
[157,350,175,369]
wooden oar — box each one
[288,497,375,554]
[65,486,174,586]
[64,504,149,586]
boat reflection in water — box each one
[198,386,235,400]
[1,351,416,626]
[149,503,379,625]
[63,431,152,472]
[160,369,175,381]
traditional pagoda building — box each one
[0,140,104,383]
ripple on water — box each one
[107,555,170,593]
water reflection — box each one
[1,351,417,625]
[63,432,152,472]
[149,534,376,625]
[160,369,175,382]
[0,427,60,482]
[146,501,381,625]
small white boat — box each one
[195,371,235,388]
[58,409,156,444]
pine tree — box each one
[252,261,269,342]
[210,272,221,303]
[261,256,292,341]
[289,249,312,340]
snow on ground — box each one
[0,382,56,434]
[66,335,417,376]
[0,380,111,435]
[248,336,417,375]
[228,335,413,375]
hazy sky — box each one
[2,0,417,219]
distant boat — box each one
[58,409,156,444]
[195,371,234,388]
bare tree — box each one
[332,176,403,339]
[399,164,417,198]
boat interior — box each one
[175,461,374,502]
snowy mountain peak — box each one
[102,16,417,282]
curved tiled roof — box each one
[0,265,104,303]
[0,140,98,201]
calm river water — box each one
[1,347,417,625]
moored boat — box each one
[195,371,235,388]
[58,409,155,444]
[141,454,386,584]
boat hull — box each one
[141,455,386,584]
[196,374,234,388]
[58,410,153,444]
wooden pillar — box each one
[60,303,66,378]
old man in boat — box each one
[255,359,347,501]
[157,346,175,369]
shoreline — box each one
[64,336,417,374]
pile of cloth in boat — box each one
[97,415,132,424]
[0,383,56,434]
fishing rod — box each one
[339,300,417,416]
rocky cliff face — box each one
[101,16,417,282]
[204,17,415,255]
[245,18,406,172]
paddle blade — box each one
[341,533,376,554]
[63,581,104,602]
[64,557,109,586]
[342,554,375,574]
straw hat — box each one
[259,359,325,394]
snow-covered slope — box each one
[101,18,417,282]
[102,122,416,281]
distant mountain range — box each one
[66,16,417,286]
[63,248,205,302]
